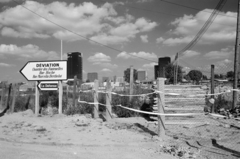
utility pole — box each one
[59,40,63,114]
[233,0,240,109]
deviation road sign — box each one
[38,81,58,91]
[20,61,67,81]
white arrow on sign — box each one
[38,81,59,91]
[20,61,67,81]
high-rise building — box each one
[154,65,159,79]
[87,72,98,82]
[67,52,83,80]
[137,71,147,82]
[158,57,171,78]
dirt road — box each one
[0,111,177,159]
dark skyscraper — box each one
[67,52,83,80]
[158,57,171,78]
[154,65,159,80]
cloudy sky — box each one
[0,0,238,82]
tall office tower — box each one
[87,72,98,82]
[137,71,147,82]
[154,65,159,80]
[67,52,83,80]
[158,57,171,77]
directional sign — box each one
[38,81,58,91]
[20,61,67,81]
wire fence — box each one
[1,80,240,158]
[76,82,240,158]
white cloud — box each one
[204,47,233,59]
[0,44,59,60]
[140,35,148,43]
[135,18,157,32]
[182,50,201,58]
[87,53,111,63]
[93,62,118,68]
[162,37,192,46]
[161,10,237,46]
[0,63,12,67]
[88,52,117,69]
[93,17,157,45]
[90,34,130,45]
[117,51,157,60]
[101,68,112,72]
[0,1,157,44]
[1,27,50,39]
[156,37,164,44]
[0,0,23,3]
[143,62,158,68]
[137,0,153,3]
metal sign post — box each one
[20,61,67,81]
[20,60,67,115]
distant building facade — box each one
[67,52,83,80]
[116,77,124,83]
[87,72,98,82]
[158,57,171,78]
[137,71,147,82]
[102,77,109,82]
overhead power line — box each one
[174,0,228,62]
[11,0,157,63]
[98,0,236,19]
[160,0,236,19]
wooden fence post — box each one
[0,82,6,110]
[106,80,112,121]
[10,84,18,113]
[93,79,99,119]
[6,83,12,109]
[157,78,165,139]
[66,84,69,109]
[59,80,63,114]
[35,81,39,115]
[211,65,215,113]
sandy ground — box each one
[0,110,240,159]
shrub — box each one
[205,85,234,113]
[14,95,33,112]
[64,92,94,115]
[64,85,153,117]
[111,85,153,117]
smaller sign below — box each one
[38,81,58,91]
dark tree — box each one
[214,74,220,79]
[226,71,234,79]
[202,75,208,80]
[183,74,191,81]
[124,68,137,83]
[188,70,203,84]
[165,63,183,84]
[219,74,224,79]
